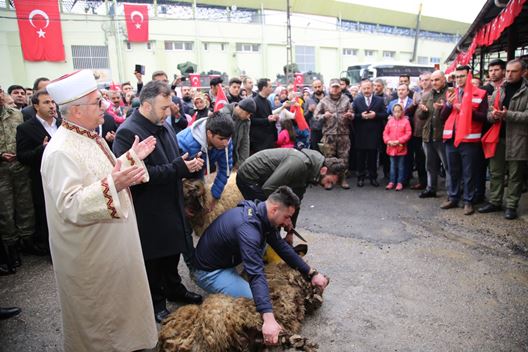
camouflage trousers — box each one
[0,161,34,245]
[321,134,350,172]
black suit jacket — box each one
[16,116,62,205]
[352,94,388,149]
[98,113,118,149]
[113,110,193,260]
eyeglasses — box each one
[74,97,110,109]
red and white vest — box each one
[442,87,487,143]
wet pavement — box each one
[1,181,527,351]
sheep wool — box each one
[158,263,323,352]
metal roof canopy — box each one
[446,0,528,63]
[148,0,469,34]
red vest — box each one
[442,87,487,143]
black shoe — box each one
[0,307,21,320]
[167,290,203,305]
[419,190,437,198]
[20,239,49,256]
[6,244,21,268]
[0,264,16,276]
[357,179,364,187]
[504,208,517,220]
[477,203,502,213]
[370,178,380,187]
[154,308,171,323]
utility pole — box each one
[411,2,422,63]
[286,0,293,84]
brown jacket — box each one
[416,85,448,142]
[488,78,528,161]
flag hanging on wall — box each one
[124,4,149,42]
[14,0,65,61]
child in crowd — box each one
[277,117,295,148]
[382,103,411,191]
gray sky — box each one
[337,0,488,23]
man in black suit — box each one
[16,90,61,252]
[113,80,203,323]
[21,77,50,122]
[352,80,388,187]
[97,112,118,149]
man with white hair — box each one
[41,70,158,351]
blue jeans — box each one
[192,267,253,299]
[445,140,484,204]
[389,156,406,184]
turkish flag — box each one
[454,72,474,148]
[189,74,201,88]
[294,73,304,92]
[124,4,149,42]
[14,0,65,61]
[291,97,309,131]
[214,85,228,112]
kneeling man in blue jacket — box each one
[177,113,234,208]
[192,186,329,346]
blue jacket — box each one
[177,117,233,199]
[193,200,310,313]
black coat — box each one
[97,113,118,149]
[352,94,388,150]
[16,116,62,241]
[250,94,277,154]
[113,110,193,260]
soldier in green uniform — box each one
[0,86,35,273]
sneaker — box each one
[395,183,403,191]
[386,182,394,190]
[340,179,350,189]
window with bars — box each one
[383,50,396,58]
[295,46,315,72]
[430,57,441,64]
[71,45,109,69]
[343,48,358,56]
[203,42,227,51]
[417,56,429,64]
[236,43,260,52]
[164,41,193,51]
[364,49,377,57]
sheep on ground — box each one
[183,173,243,237]
[158,262,324,352]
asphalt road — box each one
[1,182,527,351]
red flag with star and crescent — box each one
[214,86,228,112]
[124,4,149,42]
[14,0,65,61]
[189,74,201,88]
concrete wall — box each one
[0,9,455,88]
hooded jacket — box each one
[177,117,233,199]
[219,103,250,166]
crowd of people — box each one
[0,56,527,350]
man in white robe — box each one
[42,70,158,352]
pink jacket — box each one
[383,116,412,156]
[276,129,294,148]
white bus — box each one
[341,62,435,89]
